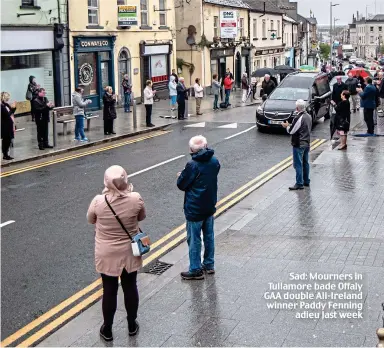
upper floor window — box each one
[253,19,257,38]
[214,16,219,37]
[239,18,244,37]
[117,0,125,4]
[270,20,274,32]
[88,0,99,25]
[159,0,166,26]
[277,20,280,37]
[370,26,374,32]
[22,0,35,5]
[370,36,374,44]
[140,0,148,26]
[262,19,266,38]
[379,26,382,32]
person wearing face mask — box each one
[32,88,54,150]
[1,92,16,160]
[345,73,359,113]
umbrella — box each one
[251,68,277,77]
[348,68,372,78]
[299,65,317,71]
[274,65,296,74]
[343,64,354,71]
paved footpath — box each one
[38,134,384,347]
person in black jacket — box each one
[333,90,351,150]
[332,76,348,104]
[261,74,276,96]
[26,76,40,122]
[103,86,117,135]
[177,77,188,120]
[32,88,54,150]
[1,92,16,160]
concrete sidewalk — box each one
[39,136,384,347]
[3,90,258,167]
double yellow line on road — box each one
[0,131,170,178]
[2,138,326,348]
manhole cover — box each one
[142,260,173,275]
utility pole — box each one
[330,2,339,63]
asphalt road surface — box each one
[1,105,335,338]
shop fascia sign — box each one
[220,10,237,39]
[80,40,109,47]
[118,5,138,26]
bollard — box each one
[52,110,57,147]
[133,99,137,129]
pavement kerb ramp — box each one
[0,125,169,169]
[1,138,328,348]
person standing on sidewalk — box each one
[143,80,156,127]
[122,75,132,113]
[177,135,220,280]
[168,75,178,113]
[211,74,221,110]
[87,165,146,341]
[103,86,117,135]
[261,74,276,97]
[332,76,347,105]
[223,73,233,106]
[72,87,92,142]
[345,73,359,113]
[177,77,188,120]
[1,92,16,160]
[378,72,384,114]
[333,90,351,150]
[32,88,54,150]
[282,99,312,191]
[194,78,204,115]
[171,69,179,84]
[26,76,40,122]
[241,72,249,103]
[357,77,376,135]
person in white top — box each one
[143,80,156,127]
[194,78,204,115]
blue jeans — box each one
[225,89,231,105]
[186,216,215,273]
[75,115,86,140]
[214,94,219,109]
[292,146,310,186]
[124,93,131,112]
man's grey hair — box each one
[179,76,185,81]
[189,135,207,153]
[264,74,270,79]
[296,99,306,112]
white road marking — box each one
[128,155,185,178]
[224,125,256,140]
[218,123,238,129]
[184,122,206,128]
[0,220,15,228]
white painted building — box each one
[283,15,299,68]
[356,14,384,59]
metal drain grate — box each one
[142,260,173,275]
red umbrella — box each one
[348,68,372,78]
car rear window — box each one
[280,76,314,89]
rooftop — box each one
[204,0,250,8]
[306,17,317,25]
[283,15,297,24]
[243,0,283,14]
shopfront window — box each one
[88,0,99,25]
[140,0,148,26]
[77,53,98,96]
[151,55,167,82]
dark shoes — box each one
[104,132,110,135]
[44,144,53,149]
[146,123,155,127]
[178,117,186,120]
[3,155,14,160]
[289,184,304,191]
[99,324,113,342]
[304,183,310,187]
[181,270,205,280]
[129,320,140,337]
[201,265,215,274]
[197,112,203,115]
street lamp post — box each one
[330,2,339,62]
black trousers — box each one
[36,119,49,146]
[2,137,12,156]
[30,101,35,121]
[364,108,375,134]
[145,104,152,125]
[178,101,185,119]
[104,119,114,134]
[101,269,139,330]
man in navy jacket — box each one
[177,135,220,280]
[357,77,376,135]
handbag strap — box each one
[104,195,133,241]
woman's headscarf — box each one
[102,165,132,201]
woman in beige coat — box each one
[87,165,146,342]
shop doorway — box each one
[235,52,241,88]
[118,48,131,101]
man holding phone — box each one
[282,100,312,191]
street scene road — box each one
[1,104,337,340]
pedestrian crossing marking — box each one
[184,122,206,128]
[218,123,238,129]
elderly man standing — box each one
[261,74,276,97]
[177,77,188,120]
[177,135,220,280]
[282,100,312,191]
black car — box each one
[256,72,331,131]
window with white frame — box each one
[253,19,257,38]
[140,0,148,26]
[88,0,99,25]
[159,0,166,26]
[270,20,274,32]
[379,26,382,32]
[262,19,266,38]
[239,18,244,37]
[277,20,280,37]
[214,16,219,37]
[370,36,374,44]
[22,0,35,5]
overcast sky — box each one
[294,0,384,25]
